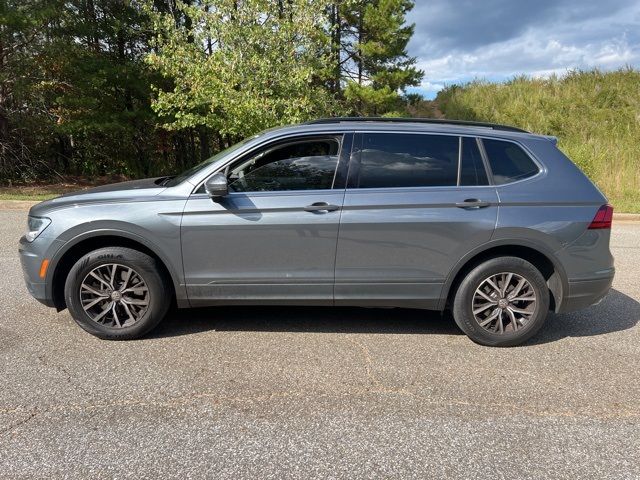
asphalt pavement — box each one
[1,208,638,479]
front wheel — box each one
[452,257,550,347]
[64,247,171,340]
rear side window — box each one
[357,133,459,188]
[483,139,539,184]
[460,137,489,186]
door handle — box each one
[304,202,340,212]
[455,199,491,209]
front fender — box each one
[46,225,187,308]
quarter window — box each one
[460,137,489,186]
[482,139,539,184]
[228,138,340,192]
[356,133,459,188]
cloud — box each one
[406,0,640,97]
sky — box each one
[405,0,640,99]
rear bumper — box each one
[557,275,614,313]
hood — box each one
[30,177,168,216]
[60,177,165,196]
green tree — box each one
[1,0,424,183]
[43,0,160,176]
[147,0,339,142]
[0,0,62,179]
[1,0,168,180]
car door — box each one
[181,133,352,306]
[334,132,498,309]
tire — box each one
[452,256,550,347]
[64,247,171,340]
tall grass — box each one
[437,68,640,212]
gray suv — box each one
[19,118,614,346]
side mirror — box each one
[204,172,228,198]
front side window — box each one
[356,133,459,188]
[482,139,539,185]
[228,137,340,192]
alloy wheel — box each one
[79,263,150,328]
[472,272,537,334]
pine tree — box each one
[329,0,423,115]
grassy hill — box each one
[436,68,640,212]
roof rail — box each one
[305,117,529,133]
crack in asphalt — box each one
[36,353,92,398]
[1,330,637,440]
[3,333,636,439]
[344,334,417,396]
[0,411,39,436]
[0,385,638,439]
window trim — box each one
[192,133,351,196]
[345,130,544,191]
[456,136,463,186]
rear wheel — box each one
[452,256,550,347]
[64,247,171,340]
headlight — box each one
[25,216,51,242]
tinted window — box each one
[357,133,459,188]
[460,137,489,186]
[483,139,539,184]
[228,138,340,192]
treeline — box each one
[0,0,423,182]
[436,68,640,212]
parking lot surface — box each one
[1,209,638,479]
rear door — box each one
[334,132,498,308]
[181,133,352,305]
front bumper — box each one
[557,274,614,313]
[18,235,61,308]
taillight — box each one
[588,204,613,229]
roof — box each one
[306,117,528,133]
[262,117,552,143]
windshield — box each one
[164,136,257,187]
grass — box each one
[0,192,60,201]
[436,68,640,213]
[0,184,74,202]
[0,175,128,202]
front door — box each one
[334,132,498,308]
[181,134,351,306]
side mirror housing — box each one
[204,173,228,198]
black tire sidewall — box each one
[64,247,170,340]
[453,257,550,347]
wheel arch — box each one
[440,240,567,313]
[48,230,183,311]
